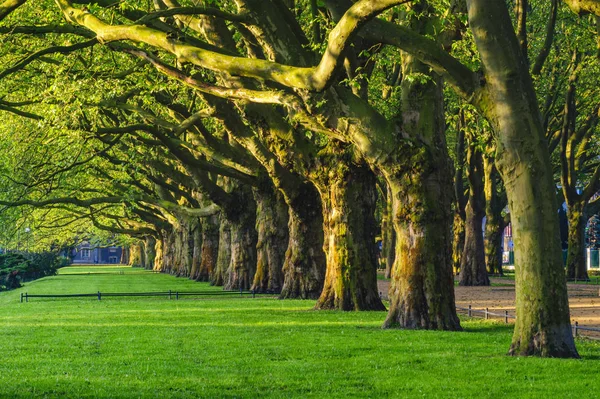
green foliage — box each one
[0,251,61,291]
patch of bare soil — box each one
[378,277,600,329]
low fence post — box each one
[485,308,489,320]
[505,310,508,324]
[468,305,472,317]
[20,293,23,303]
[574,321,579,337]
[97,291,101,301]
[176,291,179,300]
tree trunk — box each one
[467,0,578,357]
[211,216,231,287]
[153,235,164,272]
[484,157,504,276]
[129,244,143,267]
[459,140,489,286]
[280,182,326,299]
[120,247,130,265]
[314,162,386,311]
[382,54,461,330]
[566,203,589,280]
[144,236,157,270]
[223,185,258,291]
[452,212,465,274]
[382,184,396,279]
[252,185,289,293]
[197,214,220,282]
[189,225,203,280]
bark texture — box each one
[314,161,386,311]
[252,185,289,293]
[467,0,578,357]
[459,142,489,286]
[566,203,589,280]
[382,54,461,330]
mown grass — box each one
[1,266,599,398]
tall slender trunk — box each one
[252,185,289,293]
[382,184,396,279]
[484,157,504,276]
[452,213,465,274]
[459,140,489,286]
[566,202,589,280]
[280,182,326,299]
[467,0,578,357]
[197,214,220,282]
[382,55,460,329]
[120,247,130,265]
[314,162,385,311]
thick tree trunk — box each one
[197,214,220,282]
[314,163,386,311]
[222,185,258,291]
[153,235,164,272]
[459,141,489,286]
[467,0,578,357]
[120,247,130,265]
[382,55,461,330]
[129,244,143,267]
[566,203,589,280]
[211,216,231,286]
[189,226,203,280]
[252,186,289,293]
[280,182,326,299]
[144,236,157,270]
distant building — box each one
[70,241,123,264]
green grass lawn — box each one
[1,266,599,398]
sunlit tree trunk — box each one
[314,162,386,311]
[382,55,460,330]
[467,0,578,357]
[197,214,219,282]
[565,202,589,280]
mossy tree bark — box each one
[467,0,578,357]
[279,181,327,299]
[252,183,289,294]
[382,57,461,329]
[314,160,386,311]
[189,225,203,280]
[197,214,220,282]
[459,140,489,286]
[223,184,258,291]
[211,215,231,287]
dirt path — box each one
[378,278,600,328]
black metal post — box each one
[20,293,23,303]
[97,291,101,301]
[505,310,508,324]
[176,291,179,300]
[468,304,472,317]
[485,308,489,320]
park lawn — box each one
[0,267,598,398]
